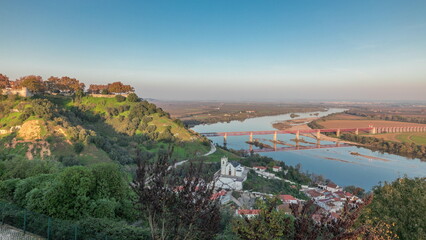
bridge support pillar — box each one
[355,128,359,135]
[273,132,277,141]
[371,127,376,134]
[316,130,321,140]
[296,130,300,141]
[249,132,253,142]
[336,129,340,137]
[223,133,227,145]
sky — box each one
[1,0,426,101]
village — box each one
[211,156,361,220]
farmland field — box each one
[372,132,426,145]
[317,119,426,129]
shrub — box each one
[73,142,84,154]
[115,95,126,102]
[127,93,139,102]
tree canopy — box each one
[15,75,46,93]
[0,74,10,89]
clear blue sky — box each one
[1,0,425,101]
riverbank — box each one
[272,117,359,145]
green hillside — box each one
[0,94,212,166]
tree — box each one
[107,82,134,94]
[127,92,139,102]
[88,84,108,94]
[132,147,221,240]
[0,74,10,89]
[360,177,426,239]
[46,76,85,93]
[15,75,46,93]
[43,166,96,219]
[115,95,126,102]
[232,197,293,240]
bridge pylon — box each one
[296,130,300,141]
[355,128,359,135]
[273,131,277,141]
[316,130,321,140]
[249,132,253,142]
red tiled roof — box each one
[306,190,322,197]
[273,166,281,169]
[254,166,267,169]
[210,190,227,200]
[279,194,297,201]
[238,209,261,215]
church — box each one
[215,157,248,191]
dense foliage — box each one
[360,177,426,239]
[0,163,135,220]
[341,133,426,160]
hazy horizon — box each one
[1,0,426,101]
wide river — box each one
[192,109,426,190]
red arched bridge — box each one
[200,126,426,141]
[200,126,426,152]
[200,127,374,142]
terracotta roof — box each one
[273,166,282,169]
[327,182,338,188]
[210,190,227,200]
[254,166,267,169]
[306,190,322,197]
[279,194,297,201]
[238,209,261,215]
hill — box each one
[0,93,212,167]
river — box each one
[192,108,426,190]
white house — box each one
[272,166,282,172]
[253,166,267,172]
[278,194,298,204]
[318,182,343,193]
[215,157,248,191]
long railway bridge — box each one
[200,126,426,152]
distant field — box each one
[373,132,426,145]
[318,119,426,129]
[155,101,326,126]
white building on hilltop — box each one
[215,157,248,191]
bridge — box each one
[200,125,426,152]
[200,127,375,142]
[251,143,352,153]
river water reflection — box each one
[192,109,426,190]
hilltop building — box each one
[1,87,33,97]
[215,157,248,190]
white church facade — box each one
[215,157,248,191]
